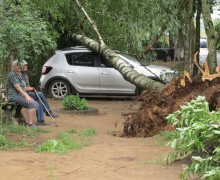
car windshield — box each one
[119,54,141,65]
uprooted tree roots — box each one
[123,77,220,137]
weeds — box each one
[154,130,176,146]
[37,128,96,154]
[0,124,48,150]
[49,161,55,180]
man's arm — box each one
[13,84,33,103]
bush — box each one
[62,94,88,110]
[166,96,220,179]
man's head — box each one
[20,60,28,72]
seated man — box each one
[15,60,59,126]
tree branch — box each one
[75,0,105,46]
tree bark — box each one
[202,0,217,74]
[73,34,166,93]
[193,0,202,75]
[184,0,195,75]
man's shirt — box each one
[7,71,26,100]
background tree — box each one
[1,0,220,90]
[0,0,57,86]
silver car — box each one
[40,46,174,99]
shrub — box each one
[62,94,88,110]
[166,96,220,179]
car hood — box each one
[118,53,177,83]
[145,64,172,72]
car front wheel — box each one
[48,80,71,99]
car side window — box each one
[66,53,96,67]
[100,55,112,68]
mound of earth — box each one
[123,76,220,137]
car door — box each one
[64,52,100,93]
[98,56,136,94]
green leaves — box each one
[0,0,57,77]
[166,96,220,179]
[37,129,96,154]
[62,94,89,110]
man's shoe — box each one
[37,121,50,126]
[25,122,38,128]
[46,111,59,118]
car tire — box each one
[48,80,71,99]
[164,55,173,62]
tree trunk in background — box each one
[202,0,217,74]
[73,34,165,92]
[174,29,184,62]
[140,26,167,57]
[193,0,202,75]
[184,0,194,75]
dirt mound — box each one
[123,77,220,137]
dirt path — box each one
[0,98,184,180]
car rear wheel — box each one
[48,80,71,99]
[164,54,173,62]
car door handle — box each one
[101,72,108,75]
[67,71,74,74]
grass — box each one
[49,161,55,180]
[37,128,97,154]
[140,158,165,165]
[154,130,176,146]
[0,123,49,150]
[2,124,49,136]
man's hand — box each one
[25,95,34,104]
[26,87,34,91]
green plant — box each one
[62,94,88,110]
[0,134,30,150]
[50,161,55,180]
[37,128,96,154]
[37,139,68,154]
[77,128,96,137]
[0,124,48,150]
[165,96,220,179]
[3,124,49,137]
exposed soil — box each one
[0,98,184,180]
[123,74,220,137]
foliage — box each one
[74,0,179,55]
[62,94,88,110]
[0,134,29,150]
[0,0,58,87]
[166,96,220,179]
[37,128,96,154]
[0,0,57,61]
[157,130,176,141]
[0,124,48,150]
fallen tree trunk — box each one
[73,34,165,93]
